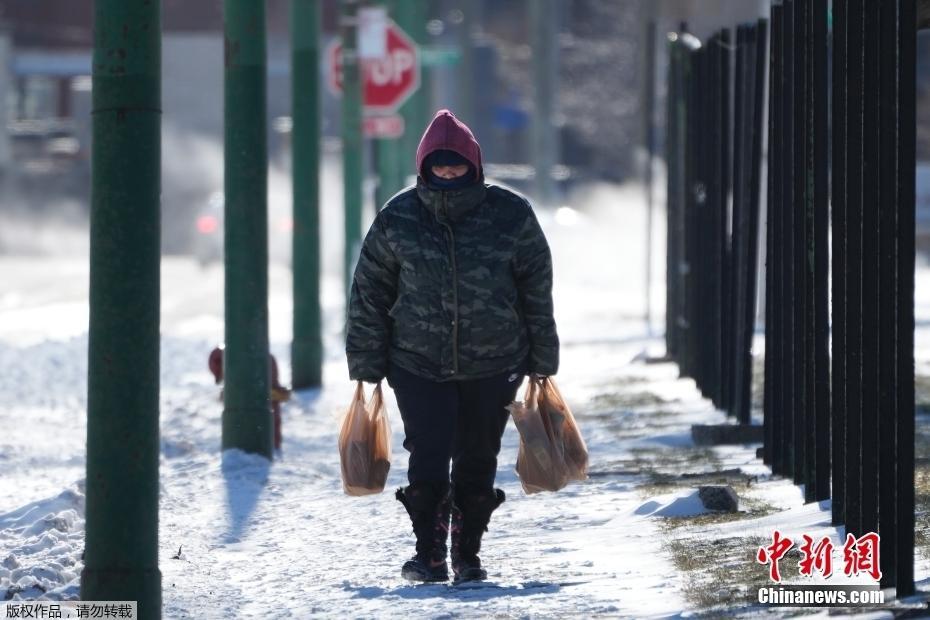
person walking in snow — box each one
[345,109,559,583]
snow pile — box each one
[0,483,85,601]
[634,490,711,518]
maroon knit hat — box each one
[415,109,483,181]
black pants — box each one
[387,363,524,494]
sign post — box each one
[329,19,420,211]
[327,19,421,122]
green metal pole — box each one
[291,0,323,388]
[396,0,429,177]
[378,0,409,203]
[342,0,364,293]
[375,136,404,207]
[530,0,558,206]
[223,0,272,457]
[82,1,161,617]
[376,0,415,196]
[457,3,477,126]
[642,19,657,335]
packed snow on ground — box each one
[1,178,925,618]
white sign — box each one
[358,7,388,59]
[364,115,405,138]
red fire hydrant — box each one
[209,345,291,451]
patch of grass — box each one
[666,534,773,611]
[913,466,930,554]
[664,534,820,618]
[574,409,683,434]
[630,445,723,475]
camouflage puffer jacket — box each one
[346,181,559,383]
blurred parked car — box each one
[192,191,294,267]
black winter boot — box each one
[395,482,451,582]
[450,488,505,583]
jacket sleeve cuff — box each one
[347,353,388,383]
[529,346,559,377]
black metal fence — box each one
[764,0,831,507]
[664,0,917,595]
[665,21,767,425]
[829,0,916,592]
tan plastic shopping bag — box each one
[538,377,589,482]
[339,381,392,496]
[508,377,588,494]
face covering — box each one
[423,149,477,190]
[427,173,476,190]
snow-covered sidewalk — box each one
[5,183,928,618]
[0,265,696,618]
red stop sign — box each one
[328,21,421,114]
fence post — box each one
[877,0,899,585]
[843,0,865,541]
[790,0,810,495]
[767,4,786,474]
[729,26,745,421]
[764,8,779,465]
[783,0,802,484]
[860,0,881,539]
[727,26,746,420]
[665,32,684,359]
[895,0,916,595]
[715,29,731,410]
[810,0,831,503]
[681,42,703,382]
[739,19,767,426]
[831,0,849,526]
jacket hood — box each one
[415,109,483,182]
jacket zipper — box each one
[441,193,459,375]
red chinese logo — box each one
[758,531,882,582]
[757,530,794,582]
[842,532,882,581]
[798,535,834,578]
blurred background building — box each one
[0,0,926,255]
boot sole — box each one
[452,567,487,584]
[401,566,448,583]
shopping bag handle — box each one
[526,375,541,403]
[353,380,366,402]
